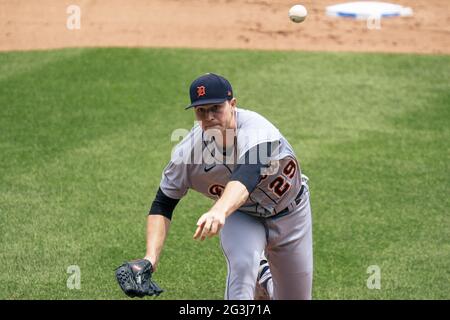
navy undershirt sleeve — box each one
[148,188,180,220]
[229,142,272,193]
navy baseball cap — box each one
[186,73,233,109]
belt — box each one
[273,184,305,218]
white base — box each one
[326,1,413,20]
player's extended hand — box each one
[193,210,226,241]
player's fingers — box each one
[201,219,213,240]
[215,218,225,233]
[193,225,203,239]
[193,220,206,239]
[208,220,221,237]
[196,215,207,226]
[208,222,217,237]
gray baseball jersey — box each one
[158,107,313,300]
[159,108,303,217]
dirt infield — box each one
[1,0,449,54]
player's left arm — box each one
[193,143,272,241]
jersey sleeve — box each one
[159,160,190,200]
[230,142,272,193]
[158,122,202,200]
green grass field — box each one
[0,48,449,299]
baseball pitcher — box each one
[116,73,313,300]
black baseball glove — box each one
[115,259,163,298]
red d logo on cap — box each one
[197,86,206,98]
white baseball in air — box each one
[289,4,308,23]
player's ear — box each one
[230,98,237,108]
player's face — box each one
[194,98,236,133]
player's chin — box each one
[204,125,223,132]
